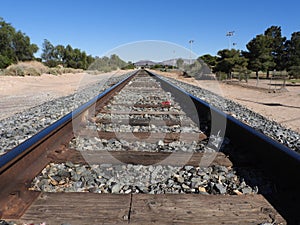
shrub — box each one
[48,67,63,75]
[288,66,300,79]
[2,60,84,76]
[86,70,101,75]
[3,61,48,76]
[216,72,227,81]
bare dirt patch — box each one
[0,70,130,120]
[152,70,300,133]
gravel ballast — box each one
[69,74,210,153]
[24,72,274,196]
[157,75,300,153]
[31,162,262,195]
[0,72,134,155]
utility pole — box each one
[189,40,194,64]
[226,31,235,49]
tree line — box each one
[89,54,129,72]
[0,17,100,70]
[200,26,300,79]
[0,17,38,68]
[41,39,94,69]
[1,17,299,77]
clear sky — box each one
[0,0,299,62]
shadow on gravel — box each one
[223,143,300,225]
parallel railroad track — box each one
[0,70,299,224]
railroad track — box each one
[0,70,299,224]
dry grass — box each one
[4,61,48,76]
[1,61,84,76]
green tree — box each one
[110,54,127,69]
[214,49,248,78]
[199,54,217,69]
[0,18,15,67]
[121,61,135,70]
[86,55,95,67]
[88,55,127,72]
[41,39,57,67]
[264,26,287,71]
[63,45,75,68]
[243,34,275,78]
[53,45,65,65]
[0,17,38,68]
[73,48,82,68]
[176,58,184,68]
[286,32,300,78]
[12,31,38,62]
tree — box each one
[214,49,248,78]
[12,31,38,62]
[110,54,127,69]
[86,55,95,67]
[53,45,65,64]
[41,40,94,69]
[176,58,184,68]
[264,26,287,71]
[199,54,217,69]
[0,18,15,67]
[243,34,275,78]
[63,44,73,67]
[41,39,57,67]
[0,17,38,68]
[286,32,300,78]
[88,55,127,72]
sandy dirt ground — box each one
[152,70,300,133]
[0,70,130,120]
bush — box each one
[288,66,300,79]
[1,61,83,76]
[61,67,83,74]
[3,61,48,76]
[121,64,135,70]
[86,70,101,75]
[216,72,227,80]
[48,67,62,75]
[88,55,127,72]
[1,61,84,76]
[0,55,13,69]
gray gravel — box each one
[31,162,260,195]
[158,75,300,153]
[95,123,201,133]
[95,112,191,122]
[20,72,272,196]
[0,72,134,155]
[69,137,215,152]
[69,74,209,153]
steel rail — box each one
[0,71,137,174]
[147,70,300,186]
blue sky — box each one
[0,0,299,62]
